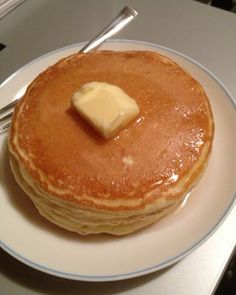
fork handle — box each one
[79,6,137,53]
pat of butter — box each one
[71,82,139,138]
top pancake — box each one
[9,50,214,211]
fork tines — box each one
[0,99,19,132]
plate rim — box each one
[0,39,235,282]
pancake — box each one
[8,50,214,235]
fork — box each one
[0,6,137,132]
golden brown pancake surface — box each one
[9,50,214,234]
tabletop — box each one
[0,0,236,294]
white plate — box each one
[0,40,235,282]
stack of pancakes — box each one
[8,50,214,235]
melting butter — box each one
[71,82,139,138]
